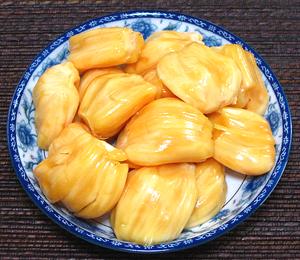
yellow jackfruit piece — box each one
[111,163,197,245]
[186,159,227,228]
[34,123,128,219]
[79,73,157,139]
[125,30,203,75]
[213,44,269,114]
[157,43,241,114]
[209,107,275,175]
[116,98,214,166]
[33,61,80,150]
[143,69,175,98]
[245,52,269,115]
[48,123,89,156]
[213,44,255,107]
[68,27,144,72]
[78,67,123,99]
[234,88,250,109]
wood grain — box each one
[0,1,299,258]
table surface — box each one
[1,1,299,259]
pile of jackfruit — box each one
[33,27,275,245]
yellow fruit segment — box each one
[48,122,90,156]
[213,46,250,108]
[245,52,269,115]
[209,107,275,175]
[34,123,128,219]
[111,163,197,245]
[143,69,175,98]
[116,98,214,166]
[33,61,80,150]
[125,30,203,75]
[79,73,157,139]
[186,159,226,227]
[214,44,269,114]
[78,67,123,99]
[157,43,241,114]
[68,27,144,72]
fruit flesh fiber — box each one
[111,163,197,245]
[116,98,214,166]
[209,107,275,175]
[33,61,80,150]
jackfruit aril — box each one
[213,44,254,108]
[79,73,157,139]
[34,123,128,219]
[209,107,275,175]
[143,69,175,99]
[68,27,144,72]
[245,52,269,115]
[111,163,197,245]
[116,98,214,166]
[213,44,269,115]
[186,159,227,228]
[33,61,80,150]
[157,43,242,114]
[78,67,123,99]
[48,122,89,156]
[125,30,203,75]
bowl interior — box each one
[9,12,291,252]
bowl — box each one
[7,11,292,253]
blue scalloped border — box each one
[7,11,292,253]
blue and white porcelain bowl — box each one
[7,11,292,253]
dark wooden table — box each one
[1,1,299,259]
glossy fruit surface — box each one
[111,163,197,245]
[79,73,157,139]
[209,107,275,175]
[68,27,144,72]
[157,43,241,114]
[116,98,214,166]
[186,159,226,228]
[34,124,128,219]
[33,61,80,150]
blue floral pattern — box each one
[8,12,292,253]
[162,21,182,31]
[266,103,280,135]
[126,18,157,39]
[203,35,223,47]
[17,122,35,151]
[17,90,36,153]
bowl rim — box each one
[7,10,293,253]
